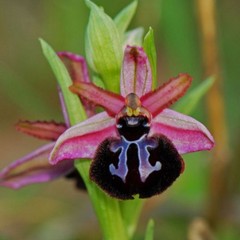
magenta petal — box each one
[57,51,90,83]
[50,112,117,165]
[58,85,71,128]
[150,109,214,154]
[0,143,74,189]
[57,51,95,117]
[121,46,152,97]
[70,82,124,117]
[141,74,192,117]
[16,121,67,141]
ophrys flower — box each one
[0,52,92,189]
[49,46,214,200]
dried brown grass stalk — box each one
[196,0,230,227]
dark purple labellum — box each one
[90,114,184,200]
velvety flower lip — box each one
[0,52,92,189]
[50,46,214,166]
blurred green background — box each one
[0,0,240,239]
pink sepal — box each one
[57,51,90,83]
[0,143,74,189]
[121,46,152,97]
[69,82,124,117]
[50,112,117,164]
[57,51,95,117]
[141,74,192,117]
[16,121,67,141]
[150,109,214,154]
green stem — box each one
[75,161,128,240]
[120,199,144,239]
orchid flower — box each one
[0,52,92,189]
[50,46,214,200]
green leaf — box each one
[144,219,155,240]
[40,39,86,125]
[173,76,215,114]
[85,0,122,93]
[114,0,138,36]
[123,27,144,47]
[143,27,157,89]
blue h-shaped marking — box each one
[109,135,161,182]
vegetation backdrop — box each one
[0,0,239,239]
